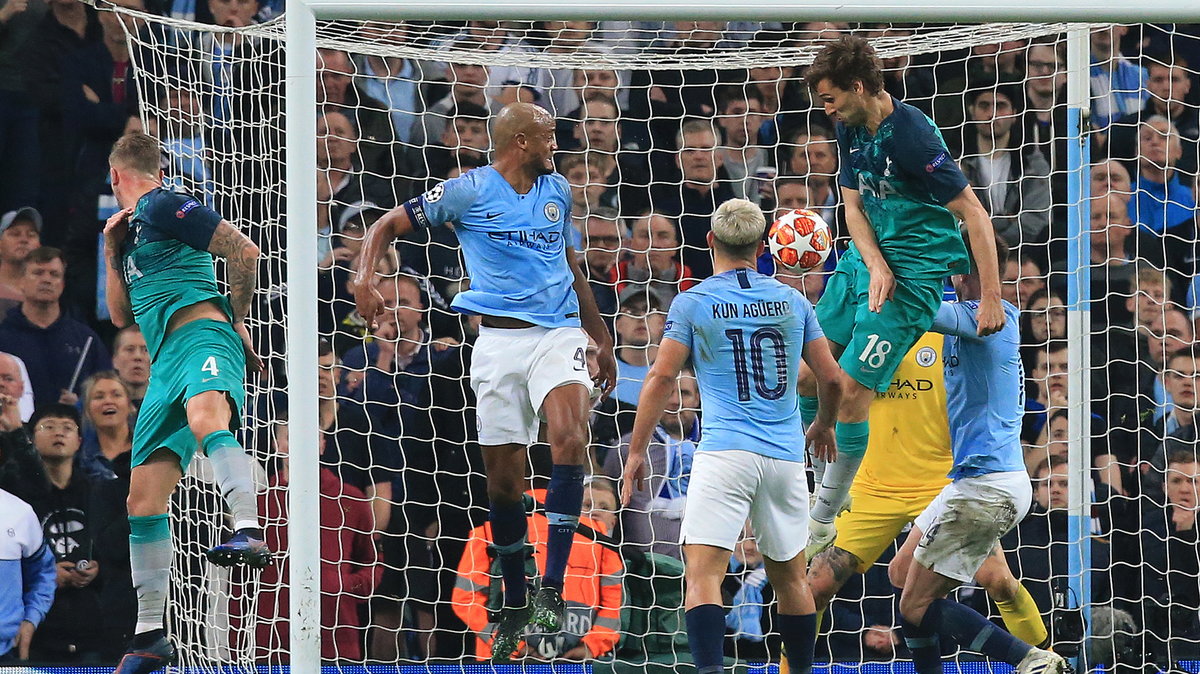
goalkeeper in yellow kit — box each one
[784,335,1046,670]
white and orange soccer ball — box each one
[767,208,833,273]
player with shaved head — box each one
[354,102,617,661]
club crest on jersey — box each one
[176,199,200,218]
[424,183,445,203]
[544,202,561,222]
[916,346,938,367]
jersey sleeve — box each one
[797,294,825,343]
[151,192,223,250]
[891,111,969,205]
[836,123,857,191]
[931,301,980,340]
[662,293,696,350]
[402,173,478,230]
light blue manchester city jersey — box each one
[403,166,580,328]
[931,300,1026,480]
[663,268,823,462]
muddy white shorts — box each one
[470,325,591,446]
[913,470,1032,583]
[680,449,810,563]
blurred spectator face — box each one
[378,276,425,338]
[442,117,489,156]
[673,21,724,48]
[33,415,81,462]
[449,62,489,90]
[98,0,145,34]
[573,68,620,102]
[1001,259,1020,306]
[799,21,849,43]
[317,112,357,169]
[1089,25,1128,62]
[582,215,622,275]
[1034,462,1069,511]
[1146,310,1193,365]
[1138,118,1182,172]
[1164,353,1199,413]
[733,525,763,567]
[629,214,679,271]
[20,255,65,306]
[566,162,606,211]
[462,21,508,50]
[1165,459,1200,511]
[1147,62,1192,107]
[1026,292,1066,343]
[582,483,618,533]
[0,218,39,265]
[575,98,620,152]
[1026,44,1064,98]
[675,374,699,431]
[717,96,764,148]
[85,377,132,432]
[774,181,812,219]
[1090,159,1132,200]
[161,87,204,136]
[317,49,354,105]
[113,328,150,389]
[970,90,1018,142]
[1033,346,1068,405]
[208,0,257,27]
[677,127,719,184]
[1043,413,1069,460]
[1019,259,1044,308]
[318,349,340,400]
[0,353,24,400]
[1089,193,1133,256]
[615,298,663,347]
[1128,278,1169,330]
[788,133,837,180]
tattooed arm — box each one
[206,220,261,323]
[807,545,863,613]
[207,221,264,373]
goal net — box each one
[104,7,1200,670]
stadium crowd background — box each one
[1,7,1200,670]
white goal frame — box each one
[282,4,1200,672]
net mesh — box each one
[103,7,1200,671]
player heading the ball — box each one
[352,102,618,663]
[622,198,843,674]
[105,132,270,674]
[799,35,1005,558]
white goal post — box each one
[275,3,1200,673]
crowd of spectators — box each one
[2,8,1200,669]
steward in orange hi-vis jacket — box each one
[452,489,624,661]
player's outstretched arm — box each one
[566,246,616,395]
[946,187,1004,337]
[352,206,416,331]
[620,338,689,507]
[207,221,261,323]
[802,337,843,462]
[103,207,135,328]
[841,186,893,313]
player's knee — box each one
[546,422,587,456]
[898,591,930,624]
[977,563,1018,601]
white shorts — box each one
[470,325,591,446]
[913,470,1032,583]
[680,450,809,563]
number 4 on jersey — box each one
[202,356,220,377]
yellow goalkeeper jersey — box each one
[850,332,952,500]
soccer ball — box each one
[768,209,833,273]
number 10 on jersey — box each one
[724,328,788,402]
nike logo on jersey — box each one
[849,148,860,153]
[486,212,502,219]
